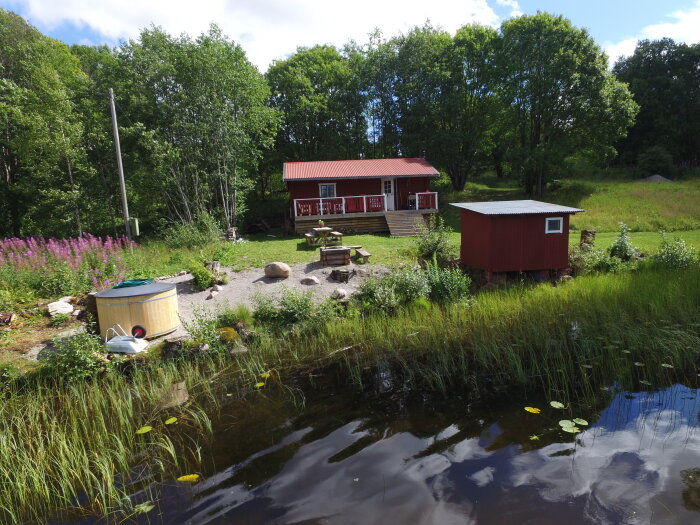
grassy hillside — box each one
[440,175,700,233]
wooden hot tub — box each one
[95,282,179,340]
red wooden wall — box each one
[459,210,571,272]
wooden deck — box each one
[294,209,437,234]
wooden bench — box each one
[355,248,371,263]
[305,232,319,245]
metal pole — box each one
[108,88,131,241]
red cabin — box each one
[451,200,584,279]
[284,158,440,234]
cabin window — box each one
[545,217,563,234]
[319,183,336,198]
[383,179,393,194]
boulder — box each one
[301,276,320,285]
[265,262,291,279]
[332,288,348,300]
[212,284,223,292]
[206,290,219,300]
[47,301,73,317]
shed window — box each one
[545,217,563,234]
[319,183,336,198]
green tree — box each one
[613,39,700,167]
[0,9,90,237]
[266,45,367,162]
[498,13,638,196]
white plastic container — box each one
[104,325,148,354]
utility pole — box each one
[108,87,132,241]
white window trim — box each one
[545,216,563,234]
[318,183,336,198]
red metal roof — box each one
[283,158,439,181]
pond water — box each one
[102,380,700,525]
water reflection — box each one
[72,383,700,524]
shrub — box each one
[40,333,106,382]
[609,222,638,261]
[163,213,221,249]
[49,313,71,327]
[216,304,255,330]
[189,263,215,290]
[569,243,636,275]
[253,288,315,330]
[652,232,699,270]
[423,258,472,302]
[384,268,430,303]
[354,268,431,314]
[637,146,674,176]
[414,216,456,266]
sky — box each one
[2,0,700,70]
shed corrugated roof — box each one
[283,158,439,181]
[450,200,584,215]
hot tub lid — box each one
[95,282,176,298]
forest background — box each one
[1,8,698,238]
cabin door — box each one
[381,178,395,211]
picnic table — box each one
[306,228,343,245]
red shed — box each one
[284,158,440,235]
[451,200,584,278]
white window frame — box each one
[318,183,336,198]
[545,216,563,234]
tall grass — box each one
[0,355,226,523]
[230,267,700,399]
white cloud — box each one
[604,0,700,65]
[495,0,523,18]
[15,0,502,71]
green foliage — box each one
[423,258,472,302]
[215,304,255,330]
[253,288,316,330]
[609,222,639,260]
[188,263,215,290]
[637,146,674,176]
[40,333,106,382]
[414,216,456,266]
[164,213,222,249]
[49,313,71,327]
[569,243,634,275]
[652,232,699,270]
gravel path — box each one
[161,261,391,338]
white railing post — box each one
[320,198,323,215]
[342,197,346,214]
[364,195,367,213]
[384,194,387,211]
[293,198,299,217]
[415,196,419,210]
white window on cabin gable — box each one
[545,217,563,234]
[319,183,336,198]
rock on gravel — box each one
[206,290,219,300]
[301,276,320,285]
[332,288,348,299]
[265,262,291,278]
[48,301,73,317]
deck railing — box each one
[293,194,387,217]
[415,191,438,210]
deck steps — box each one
[384,211,429,237]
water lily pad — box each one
[634,362,645,367]
[260,372,271,379]
[135,425,152,435]
[559,420,575,427]
[177,474,201,483]
[561,426,581,433]
[254,382,265,388]
[165,417,178,425]
[550,401,565,409]
[661,363,674,369]
[573,418,589,426]
[529,435,540,441]
[524,407,541,414]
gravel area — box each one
[161,261,391,338]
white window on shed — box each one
[545,217,563,234]
[319,183,336,198]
